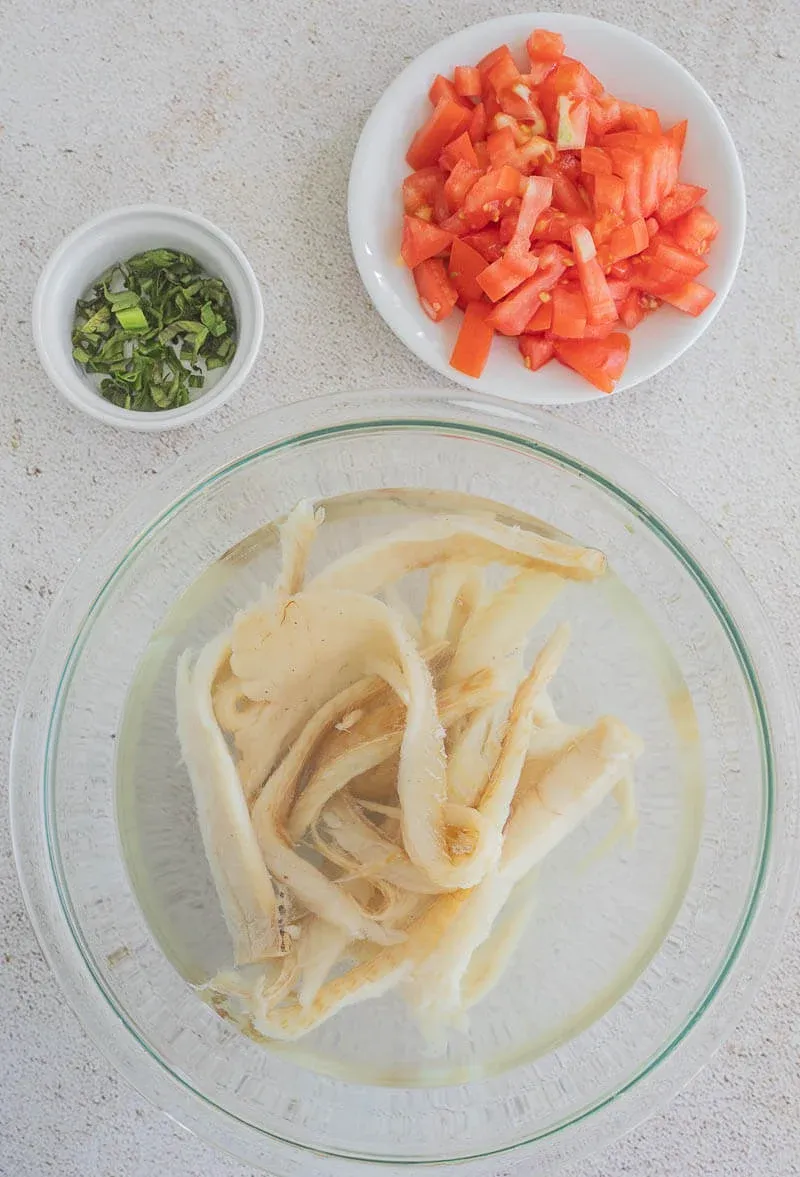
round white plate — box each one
[348,12,745,404]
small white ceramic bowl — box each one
[348,12,746,404]
[33,205,264,431]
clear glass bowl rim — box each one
[9,387,800,1175]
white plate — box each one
[348,12,746,404]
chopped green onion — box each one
[71,248,237,413]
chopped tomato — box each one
[468,102,488,144]
[399,26,717,391]
[401,215,453,268]
[487,125,517,167]
[618,288,646,328]
[440,131,480,172]
[448,238,488,302]
[507,176,554,255]
[443,160,482,211]
[462,227,504,263]
[460,165,522,230]
[407,99,472,169]
[592,173,625,216]
[556,95,590,151]
[649,233,708,278]
[618,102,661,134]
[597,218,649,267]
[549,285,587,338]
[581,146,612,176]
[523,300,553,332]
[402,167,446,215]
[659,280,715,316]
[526,29,564,62]
[450,301,495,376]
[454,65,482,98]
[570,225,618,324]
[477,250,539,301]
[670,206,720,256]
[413,258,458,321]
[656,182,707,225]
[665,119,688,156]
[588,92,622,135]
[540,161,588,215]
[553,333,630,392]
[485,53,521,95]
[519,335,555,369]
[486,255,567,335]
[608,146,643,221]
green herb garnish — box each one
[71,249,237,412]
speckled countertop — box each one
[1,1,799,1174]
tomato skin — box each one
[407,99,473,170]
[485,53,521,95]
[551,285,588,338]
[618,288,645,328]
[448,237,489,303]
[648,233,708,278]
[570,224,618,324]
[588,93,622,135]
[450,301,495,376]
[523,300,553,332]
[401,215,453,268]
[581,146,612,176]
[460,165,522,230]
[618,102,661,134]
[519,335,555,369]
[439,130,480,172]
[553,333,630,392]
[597,218,649,268]
[468,101,488,144]
[592,173,625,216]
[413,258,458,321]
[477,251,539,302]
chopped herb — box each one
[71,249,237,412]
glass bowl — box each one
[10,389,799,1176]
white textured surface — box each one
[1,1,798,1175]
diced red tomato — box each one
[588,92,622,135]
[487,125,517,167]
[570,225,618,324]
[401,215,453,268]
[450,301,495,376]
[428,74,461,107]
[581,146,612,176]
[454,65,482,98]
[407,99,473,169]
[593,173,625,216]
[468,102,488,144]
[460,165,522,230]
[670,206,720,256]
[399,26,717,391]
[524,300,553,332]
[656,182,707,225]
[402,167,445,214]
[413,258,458,321]
[618,102,661,134]
[649,233,709,278]
[440,131,480,172]
[477,250,539,301]
[526,29,564,62]
[597,218,649,267]
[665,119,688,156]
[551,286,588,338]
[554,333,630,392]
[659,280,715,315]
[448,238,488,302]
[507,176,554,255]
[443,160,482,211]
[486,255,567,335]
[519,335,555,369]
[462,227,504,263]
[618,288,645,328]
[485,52,521,95]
